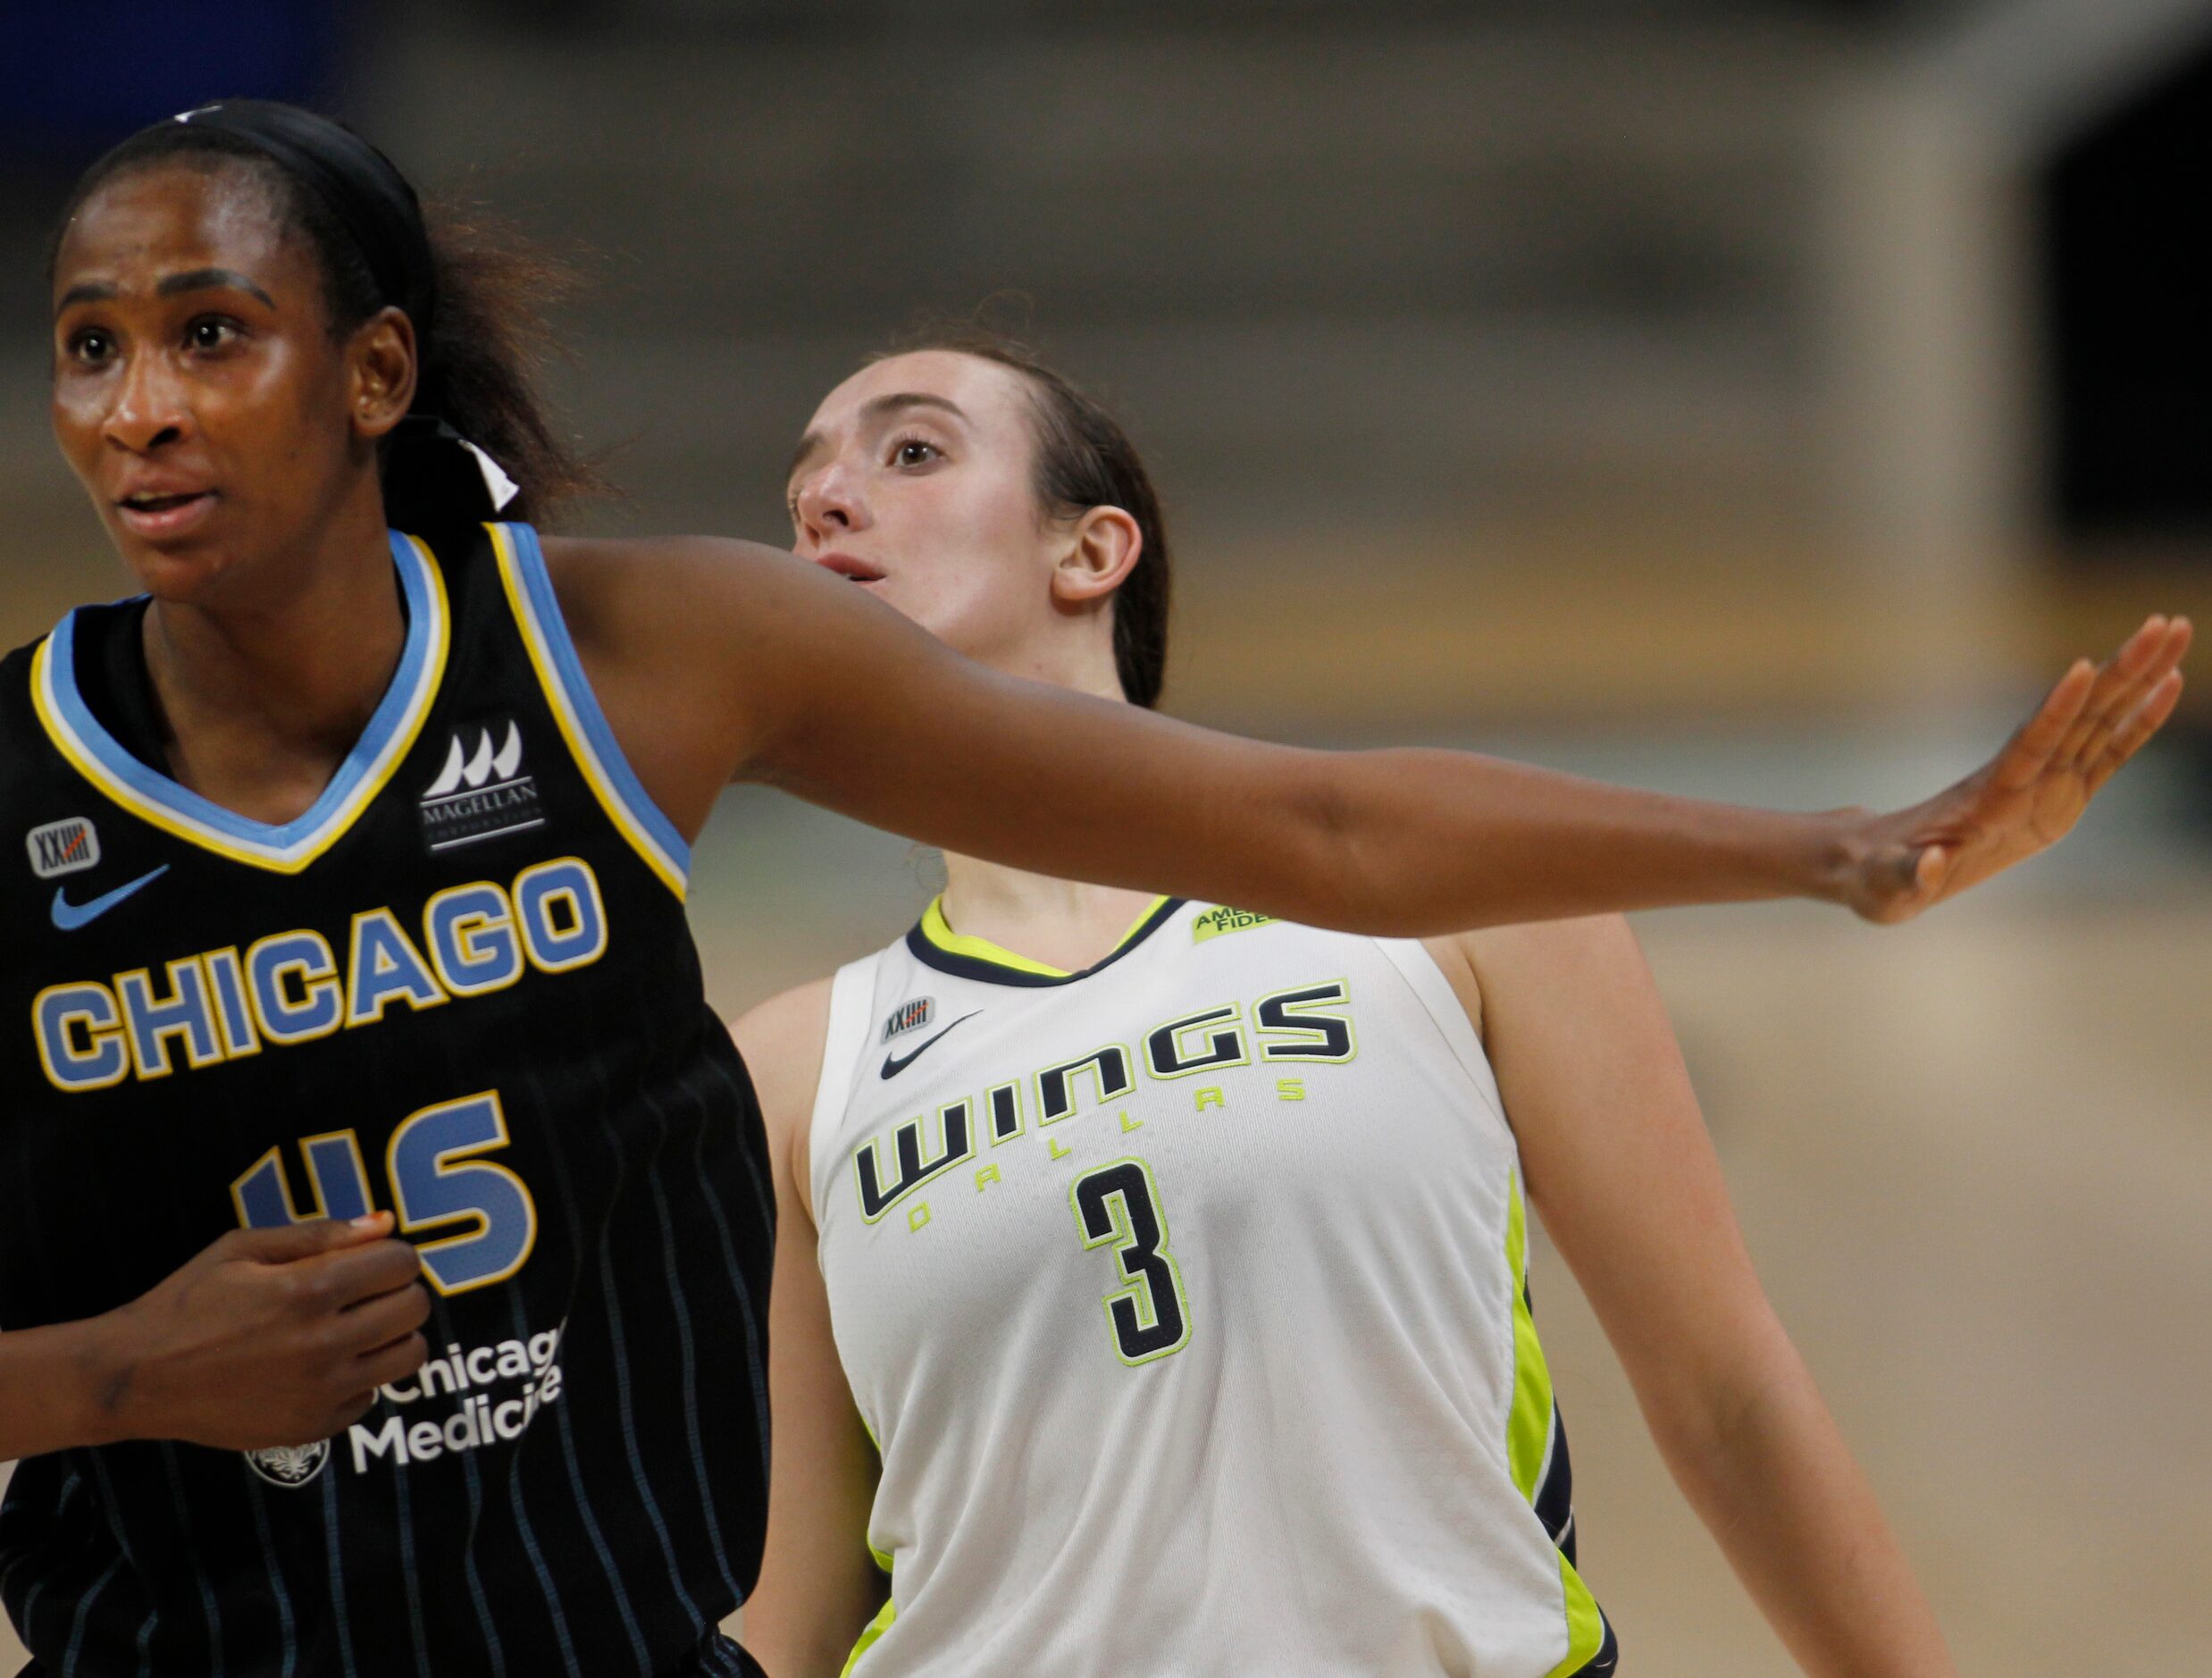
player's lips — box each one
[113,485,219,540]
[813,551,886,584]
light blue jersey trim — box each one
[34,532,447,871]
[494,522,691,888]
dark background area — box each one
[2045,31,2212,542]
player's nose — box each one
[102,348,194,457]
[793,465,866,546]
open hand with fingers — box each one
[1845,614,2191,922]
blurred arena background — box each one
[4,0,2210,1671]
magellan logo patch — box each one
[882,997,935,1044]
[1192,906,1275,944]
[27,818,100,879]
[419,720,545,852]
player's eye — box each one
[889,436,942,469]
[66,329,115,365]
[186,316,242,352]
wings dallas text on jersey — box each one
[811,901,1616,1677]
[851,977,1353,1225]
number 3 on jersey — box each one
[1069,1158,1192,1365]
[230,1090,536,1296]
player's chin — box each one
[109,524,245,603]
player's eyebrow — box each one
[156,267,276,308]
[787,394,972,488]
[860,392,968,426]
[55,269,277,315]
[54,281,118,314]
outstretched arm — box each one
[1446,915,1953,1677]
[551,533,2186,931]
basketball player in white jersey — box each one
[733,337,2175,1677]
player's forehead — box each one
[54,161,296,303]
[804,350,1029,442]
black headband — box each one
[175,99,438,347]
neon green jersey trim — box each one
[1510,1171,1609,1674]
[842,1414,896,1672]
[917,894,1170,978]
[1504,1170,1556,1500]
[1547,1552,1606,1676]
[841,1590,896,1677]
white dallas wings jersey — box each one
[809,898,1618,1678]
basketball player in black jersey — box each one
[0,102,2185,1676]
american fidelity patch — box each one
[1192,906,1275,944]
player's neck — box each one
[936,853,1162,976]
[139,508,407,825]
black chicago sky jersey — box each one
[0,524,770,1677]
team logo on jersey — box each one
[882,996,936,1043]
[26,818,100,879]
[418,718,545,852]
[245,1438,331,1489]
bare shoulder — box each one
[1437,915,1653,1040]
[730,977,838,1219]
[732,976,837,1094]
[1464,912,1643,978]
[1459,916,1672,1078]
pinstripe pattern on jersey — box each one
[455,1392,512,1678]
[579,1034,711,1641]
[240,1481,300,1678]
[641,1080,744,1607]
[4,1469,72,1657]
[62,1550,121,1671]
[0,521,773,1675]
[316,1466,358,1678]
[506,1047,658,1672]
[691,1053,776,1495]
[498,1280,586,1678]
[160,1443,226,1673]
[387,1430,434,1676]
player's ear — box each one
[348,306,417,442]
[1052,507,1143,606]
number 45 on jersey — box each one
[231,1090,536,1296]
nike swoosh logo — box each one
[52,865,171,931]
[881,1011,980,1079]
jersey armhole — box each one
[1371,937,1516,1148]
[486,521,691,900]
[809,955,882,1220]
